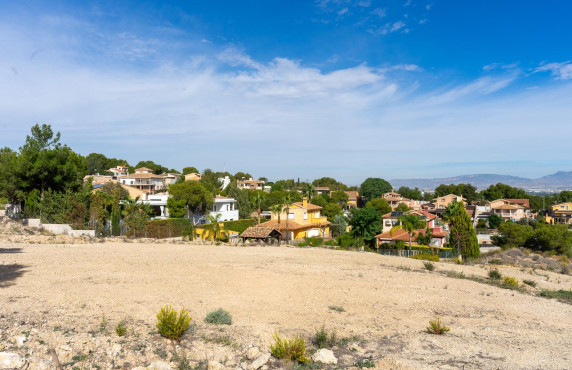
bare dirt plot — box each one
[1,241,571,369]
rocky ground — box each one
[1,218,571,369]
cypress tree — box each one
[446,201,480,259]
[111,204,121,236]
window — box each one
[315,211,319,218]
[288,213,295,220]
[303,212,307,220]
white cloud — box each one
[535,62,572,80]
[390,21,406,32]
[371,8,387,18]
[337,7,349,15]
[1,13,571,182]
[357,0,371,7]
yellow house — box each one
[345,191,359,208]
[546,202,572,225]
[264,197,330,241]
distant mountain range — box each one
[391,171,572,192]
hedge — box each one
[378,243,452,251]
[144,218,257,239]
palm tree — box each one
[270,203,285,245]
[204,213,222,241]
[283,195,292,244]
[253,191,263,225]
[391,214,426,252]
[302,183,316,200]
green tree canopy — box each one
[323,203,343,222]
[397,186,423,200]
[330,190,349,207]
[19,124,87,197]
[312,177,348,191]
[360,178,392,202]
[481,183,527,201]
[168,181,214,217]
[182,167,199,175]
[134,160,179,175]
[365,198,392,215]
[86,153,129,175]
[348,207,382,247]
[444,201,480,259]
[0,147,24,202]
[434,183,479,203]
[487,213,502,229]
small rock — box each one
[0,352,25,368]
[147,361,172,370]
[59,345,73,352]
[248,353,270,370]
[349,343,365,353]
[13,335,26,348]
[246,346,260,360]
[208,361,225,370]
[311,348,338,365]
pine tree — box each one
[445,201,480,259]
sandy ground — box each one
[1,241,572,369]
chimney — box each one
[303,197,308,208]
[424,208,428,217]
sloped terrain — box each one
[1,241,571,369]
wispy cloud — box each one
[1,12,571,182]
[535,61,572,80]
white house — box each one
[193,195,239,224]
[136,192,171,218]
[211,196,239,221]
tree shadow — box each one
[0,264,28,288]
[0,247,23,254]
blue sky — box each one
[1,0,571,185]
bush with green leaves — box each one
[298,237,323,247]
[488,269,502,280]
[426,317,450,335]
[156,306,192,340]
[411,253,440,262]
[204,308,232,325]
[314,325,337,349]
[423,262,435,271]
[115,321,127,337]
[503,276,519,289]
[270,332,310,364]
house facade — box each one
[263,197,330,241]
[546,202,572,225]
[238,178,265,190]
[345,191,359,209]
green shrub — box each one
[426,317,450,335]
[503,276,519,288]
[539,289,572,303]
[298,237,324,247]
[115,321,127,337]
[204,308,232,325]
[423,262,435,271]
[314,325,337,349]
[156,306,192,340]
[488,269,502,280]
[329,305,345,312]
[270,332,309,364]
[523,279,537,287]
[411,253,440,262]
[489,258,503,265]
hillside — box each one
[391,171,572,191]
[1,241,571,369]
